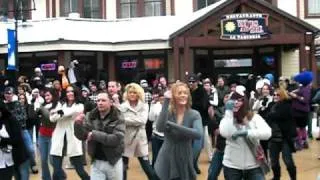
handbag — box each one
[245,138,270,175]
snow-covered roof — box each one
[0,0,227,52]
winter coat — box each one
[74,107,125,165]
[268,100,296,152]
[50,102,84,157]
[220,111,271,170]
[119,100,149,157]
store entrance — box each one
[193,47,279,84]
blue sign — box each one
[7,29,16,70]
[221,13,269,40]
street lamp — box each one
[6,0,36,86]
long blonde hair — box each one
[169,82,192,113]
[123,83,145,103]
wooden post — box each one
[184,38,190,82]
[173,38,180,81]
[108,52,116,81]
[299,43,307,71]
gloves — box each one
[31,98,36,104]
[231,129,248,140]
[57,110,64,117]
[225,100,235,110]
[261,97,268,106]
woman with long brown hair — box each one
[219,86,271,180]
[155,82,203,180]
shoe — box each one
[303,142,309,149]
[316,137,320,141]
[31,166,38,174]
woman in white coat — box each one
[120,83,158,180]
[219,86,271,180]
[50,85,89,180]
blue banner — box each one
[7,29,16,70]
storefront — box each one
[169,0,319,83]
[0,0,318,85]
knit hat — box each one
[294,71,313,86]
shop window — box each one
[214,58,252,68]
[144,0,163,17]
[196,0,220,10]
[60,0,103,18]
[306,0,320,17]
[120,0,138,18]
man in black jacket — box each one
[74,91,125,180]
[188,74,208,174]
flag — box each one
[7,29,16,70]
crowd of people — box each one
[0,65,319,180]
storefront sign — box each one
[144,58,164,70]
[41,63,56,71]
[121,60,137,69]
[221,13,269,40]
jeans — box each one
[123,156,158,180]
[91,159,122,180]
[22,130,36,167]
[51,155,89,180]
[269,140,296,180]
[207,150,224,180]
[223,166,265,180]
[14,160,30,180]
[151,135,164,167]
[39,135,52,180]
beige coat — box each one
[120,100,149,157]
[50,102,84,157]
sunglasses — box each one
[273,93,279,97]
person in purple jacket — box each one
[288,71,313,150]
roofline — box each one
[170,0,319,39]
[254,0,319,32]
[0,39,171,53]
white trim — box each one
[0,41,171,53]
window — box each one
[60,0,103,18]
[84,0,101,18]
[61,0,78,16]
[144,0,162,17]
[0,0,9,20]
[19,0,31,20]
[120,0,138,18]
[214,58,252,68]
[306,0,320,17]
[197,0,219,10]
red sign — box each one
[121,61,137,69]
[41,63,56,71]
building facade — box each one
[0,0,319,85]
